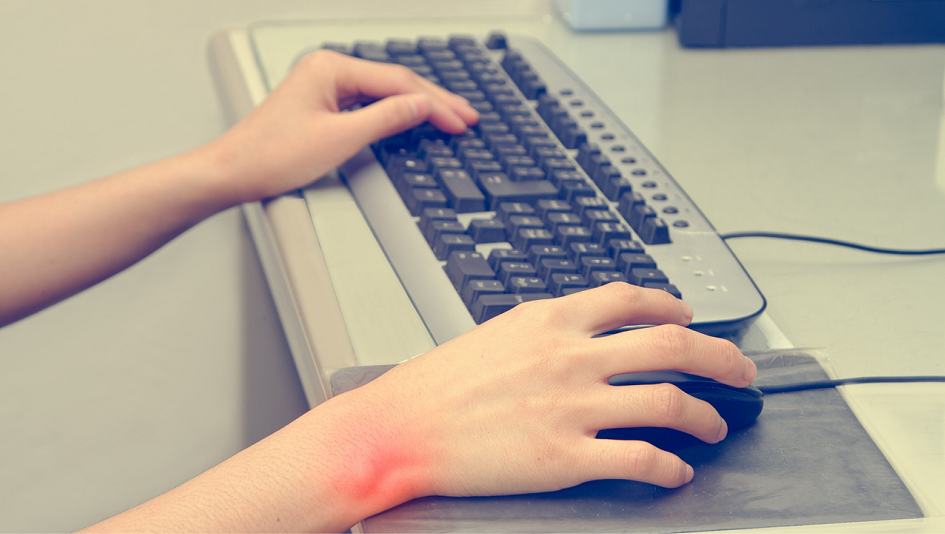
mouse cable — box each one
[759,376,945,394]
[719,231,945,256]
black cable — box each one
[720,231,945,256]
[759,376,945,394]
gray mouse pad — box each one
[329,349,922,532]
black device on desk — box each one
[672,0,945,47]
[324,32,766,341]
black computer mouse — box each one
[597,371,764,451]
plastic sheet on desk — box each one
[330,349,923,533]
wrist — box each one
[299,389,428,529]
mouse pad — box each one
[329,350,923,532]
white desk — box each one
[210,15,945,532]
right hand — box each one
[333,283,756,503]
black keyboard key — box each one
[386,39,418,56]
[495,202,536,221]
[550,273,588,297]
[397,172,438,200]
[418,140,453,162]
[572,196,609,217]
[590,271,629,287]
[542,157,577,176]
[559,181,597,203]
[425,219,465,246]
[458,148,494,166]
[445,251,495,291]
[485,31,507,50]
[497,261,537,285]
[550,170,585,188]
[462,279,505,308]
[477,122,511,136]
[581,256,618,278]
[487,248,527,270]
[643,282,683,299]
[480,175,559,210]
[512,228,555,251]
[604,176,634,202]
[538,258,579,283]
[506,215,545,237]
[386,156,427,179]
[607,238,646,259]
[545,212,583,233]
[555,225,595,247]
[405,188,448,215]
[527,245,568,266]
[467,160,504,183]
[471,293,552,324]
[469,100,494,114]
[569,242,608,262]
[627,268,670,286]
[524,137,559,159]
[508,276,548,294]
[617,253,657,274]
[593,222,634,244]
[436,169,486,213]
[536,199,573,219]
[418,207,456,231]
[639,216,672,245]
[533,147,569,168]
[561,125,588,149]
[576,142,601,171]
[626,203,656,230]
[618,191,647,220]
[509,166,546,182]
[467,218,506,243]
[583,209,619,228]
[595,165,621,189]
[417,37,449,53]
[500,155,537,173]
[427,157,463,175]
[485,133,520,151]
[434,233,476,260]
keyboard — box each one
[325,32,766,342]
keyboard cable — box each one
[718,231,944,393]
[719,231,945,256]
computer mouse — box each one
[597,370,764,451]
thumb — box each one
[338,93,433,148]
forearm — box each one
[0,144,238,327]
[80,389,422,533]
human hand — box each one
[204,49,478,205]
[329,283,756,508]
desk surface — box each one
[216,15,945,533]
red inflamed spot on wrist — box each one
[336,431,425,514]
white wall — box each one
[0,1,552,530]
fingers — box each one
[548,282,693,335]
[595,324,756,388]
[584,383,728,444]
[337,94,435,148]
[583,439,694,488]
[322,50,478,132]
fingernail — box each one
[743,357,757,385]
[680,301,693,322]
[716,419,729,443]
[684,464,694,483]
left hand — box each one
[203,49,479,205]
